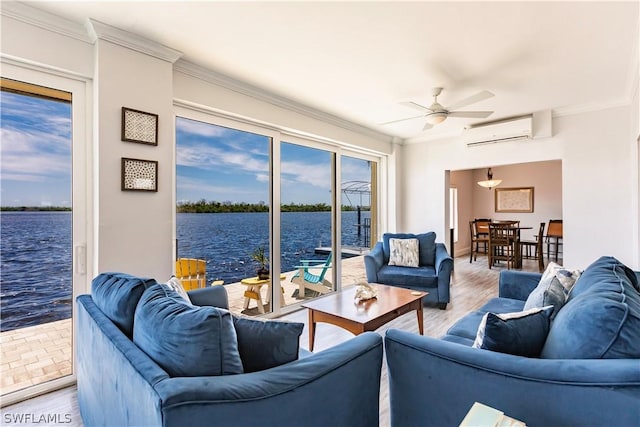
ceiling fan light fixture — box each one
[477,168,502,189]
[426,112,447,125]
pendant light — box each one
[477,168,502,189]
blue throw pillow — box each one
[133,284,244,377]
[473,306,553,357]
[91,272,157,337]
[233,316,304,372]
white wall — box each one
[93,39,176,277]
[403,107,638,269]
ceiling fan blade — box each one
[447,111,494,119]
[423,122,434,131]
[446,90,494,111]
[399,101,431,112]
[379,114,425,125]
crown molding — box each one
[174,59,394,144]
[1,1,91,43]
[87,19,182,63]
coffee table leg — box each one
[308,309,316,351]
[417,302,424,335]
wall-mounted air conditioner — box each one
[463,115,533,147]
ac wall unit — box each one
[464,116,533,147]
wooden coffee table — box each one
[302,284,427,351]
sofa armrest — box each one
[385,329,640,427]
[434,243,453,303]
[155,332,383,427]
[498,270,542,301]
[364,242,384,283]
[188,285,229,309]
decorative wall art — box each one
[495,187,534,213]
[121,158,158,192]
[121,107,158,145]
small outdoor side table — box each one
[240,274,286,314]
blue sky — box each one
[1,91,72,207]
[0,94,370,207]
[176,117,371,206]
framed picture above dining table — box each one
[495,187,534,213]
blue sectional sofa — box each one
[77,272,383,427]
[364,232,453,308]
[385,256,640,427]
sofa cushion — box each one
[473,306,553,357]
[91,272,157,337]
[134,284,244,377]
[569,256,637,301]
[233,316,303,372]
[388,238,420,267]
[477,297,526,315]
[377,265,438,288]
[383,232,436,266]
[541,257,640,359]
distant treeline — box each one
[1,206,71,212]
[177,200,370,213]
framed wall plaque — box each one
[121,107,158,145]
[121,158,158,192]
[495,187,534,213]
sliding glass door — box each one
[175,107,381,317]
[0,66,88,405]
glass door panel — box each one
[341,156,376,287]
[280,142,334,306]
[175,117,272,316]
[0,82,73,397]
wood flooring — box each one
[0,255,541,427]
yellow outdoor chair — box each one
[175,258,208,291]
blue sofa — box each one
[77,272,383,427]
[385,256,640,427]
[364,232,453,309]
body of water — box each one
[0,211,369,331]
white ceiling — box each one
[21,1,640,141]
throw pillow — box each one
[472,306,554,357]
[524,262,581,318]
[388,238,419,267]
[233,315,304,372]
[165,276,190,303]
[91,272,157,337]
[133,284,244,377]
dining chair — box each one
[520,222,546,272]
[469,220,489,263]
[545,219,563,262]
[488,223,517,269]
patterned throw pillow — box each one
[166,276,191,303]
[473,306,554,357]
[524,262,581,318]
[388,238,420,267]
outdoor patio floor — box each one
[0,255,368,396]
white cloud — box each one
[176,118,228,138]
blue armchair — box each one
[77,272,384,427]
[364,232,453,309]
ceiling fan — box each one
[382,87,495,131]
